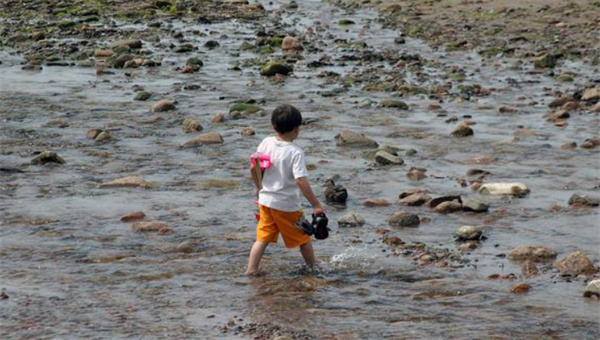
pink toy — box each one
[250,153,272,170]
[251,153,271,221]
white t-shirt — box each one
[256,136,309,212]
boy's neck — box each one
[276,133,295,142]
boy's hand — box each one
[313,205,325,216]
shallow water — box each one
[1,0,599,339]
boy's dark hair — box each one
[271,104,302,134]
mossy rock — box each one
[229,103,262,115]
[58,21,77,29]
[186,57,204,67]
[338,19,355,25]
[259,45,275,55]
[265,36,283,47]
[260,61,292,77]
[533,53,557,69]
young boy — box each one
[246,104,324,275]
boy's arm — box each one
[295,177,324,214]
[250,158,263,198]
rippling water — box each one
[1,0,599,339]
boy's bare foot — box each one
[245,269,265,276]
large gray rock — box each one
[183,132,224,147]
[455,226,483,241]
[462,198,489,212]
[338,212,365,228]
[554,251,598,276]
[508,245,557,261]
[335,130,378,148]
[99,176,151,189]
[479,183,529,196]
[31,151,65,165]
[568,193,600,207]
[434,201,462,214]
[388,211,420,227]
[584,279,600,298]
[397,193,431,206]
[375,150,404,165]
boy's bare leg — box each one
[246,241,269,275]
[299,241,315,268]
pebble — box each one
[99,176,151,189]
[397,193,431,206]
[204,40,220,49]
[152,100,176,112]
[507,245,557,261]
[451,123,473,137]
[241,127,255,136]
[120,211,146,222]
[363,198,390,207]
[109,39,142,50]
[375,150,404,165]
[182,117,203,133]
[338,212,366,228]
[584,279,600,298]
[281,36,303,53]
[478,183,529,196]
[382,235,404,246]
[335,130,378,147]
[462,198,489,212]
[581,87,600,101]
[510,283,532,294]
[95,131,111,142]
[86,129,102,139]
[549,95,573,108]
[388,211,420,227]
[434,201,462,214]
[430,195,462,208]
[498,105,519,113]
[94,49,114,57]
[380,98,409,110]
[455,226,483,241]
[399,189,428,199]
[186,57,204,68]
[406,167,426,180]
[568,193,600,207]
[31,151,65,165]
[131,221,170,233]
[212,113,226,123]
[113,54,134,68]
[580,138,600,149]
[554,251,598,276]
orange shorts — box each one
[256,205,311,248]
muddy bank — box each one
[331,0,600,65]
